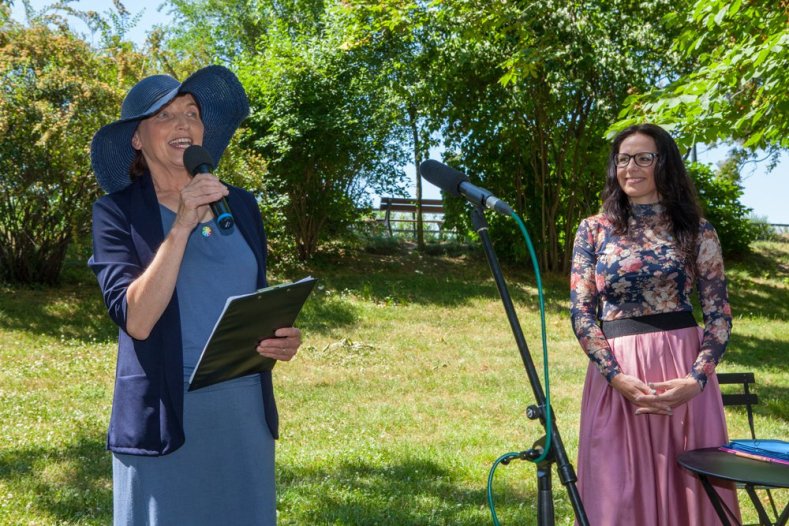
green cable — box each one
[487,452,522,526]
[511,211,552,463]
[487,211,553,524]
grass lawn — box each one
[1,238,787,525]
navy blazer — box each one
[89,172,278,456]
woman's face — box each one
[616,133,659,205]
[131,94,204,175]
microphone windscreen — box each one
[419,159,468,197]
[183,145,215,175]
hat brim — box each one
[91,65,250,194]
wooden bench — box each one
[378,197,445,237]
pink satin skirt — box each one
[576,326,741,525]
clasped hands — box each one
[610,373,701,416]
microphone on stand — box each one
[183,145,234,230]
[419,159,514,216]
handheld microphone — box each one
[419,159,514,216]
[183,145,234,230]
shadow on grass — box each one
[6,240,784,343]
[299,294,360,334]
[0,436,112,524]
[727,333,787,370]
[727,278,789,321]
[0,441,540,525]
[727,239,789,276]
[277,456,536,525]
[0,284,116,344]
[4,248,569,342]
[726,242,789,320]
[301,246,570,316]
[721,333,789,423]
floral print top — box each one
[570,203,732,390]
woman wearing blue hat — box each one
[89,65,299,525]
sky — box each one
[11,0,789,224]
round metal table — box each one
[677,447,789,526]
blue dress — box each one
[112,207,276,525]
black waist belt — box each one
[600,311,697,339]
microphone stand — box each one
[470,206,589,526]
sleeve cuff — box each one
[604,366,622,383]
[689,370,708,391]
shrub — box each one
[0,22,143,284]
[748,214,778,242]
[687,162,756,256]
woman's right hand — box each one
[173,173,229,231]
[610,373,673,416]
[125,173,228,340]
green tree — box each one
[410,0,686,271]
[340,1,441,250]
[164,0,408,259]
[613,0,788,152]
[238,16,406,259]
[688,162,756,256]
[0,15,144,284]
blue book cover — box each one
[728,439,789,462]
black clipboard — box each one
[188,276,317,391]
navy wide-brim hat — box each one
[91,65,250,194]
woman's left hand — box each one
[256,327,301,361]
[634,377,701,415]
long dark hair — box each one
[602,123,702,260]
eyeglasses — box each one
[614,152,658,168]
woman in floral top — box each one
[570,124,740,525]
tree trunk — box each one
[408,104,425,250]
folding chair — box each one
[717,372,782,524]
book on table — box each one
[188,276,317,391]
[718,439,789,465]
